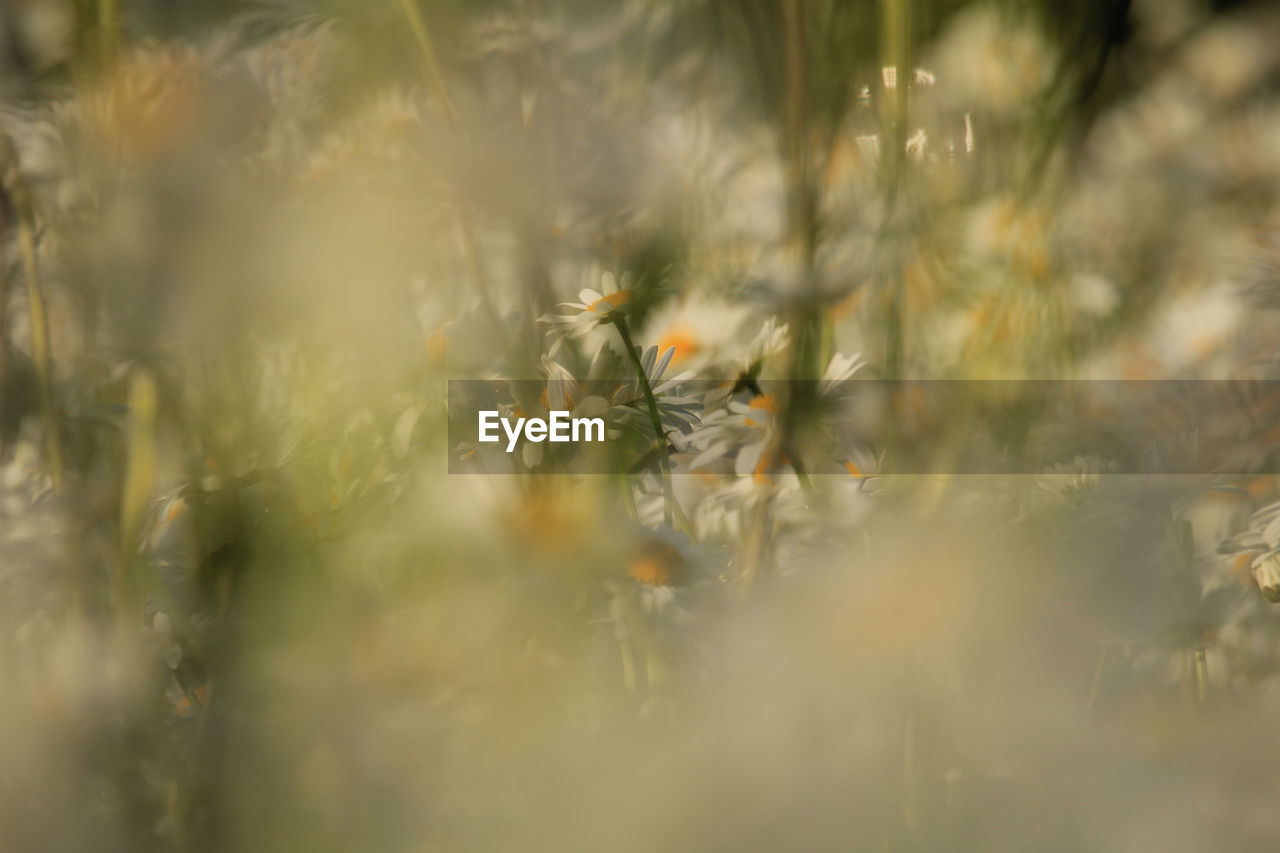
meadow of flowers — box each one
[4,0,1280,850]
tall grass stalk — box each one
[1,132,64,487]
[0,208,8,461]
[395,0,508,349]
[98,0,119,66]
[116,369,157,620]
[878,0,910,377]
[741,0,815,588]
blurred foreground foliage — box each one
[4,0,1280,851]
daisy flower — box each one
[540,271,632,357]
[818,350,867,399]
[688,352,865,481]
[640,296,752,371]
[505,350,621,468]
[743,316,790,370]
[686,316,791,415]
[614,525,724,619]
[556,342,699,443]
[1036,455,1117,501]
[1218,500,1280,602]
[625,526,702,613]
[692,469,814,545]
[687,392,780,479]
[834,443,884,489]
[610,345,701,443]
[605,524,726,693]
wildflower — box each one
[641,296,752,370]
[1037,455,1116,500]
[1217,500,1280,603]
[620,525,721,615]
[610,345,700,443]
[626,533,691,613]
[688,391,782,481]
[694,473,810,541]
[82,44,206,162]
[500,355,600,468]
[608,524,724,694]
[704,316,789,410]
[745,316,790,367]
[1252,551,1280,603]
[540,271,632,357]
[689,352,862,480]
[819,351,866,399]
[835,444,884,496]
[300,87,425,183]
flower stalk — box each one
[613,314,695,540]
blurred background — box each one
[4,0,1280,850]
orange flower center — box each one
[627,540,689,587]
[657,327,701,363]
[587,290,631,313]
[749,394,778,414]
[744,393,778,427]
[539,387,575,412]
[424,330,448,364]
[754,446,788,484]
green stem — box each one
[1193,645,1208,704]
[613,315,695,540]
[737,0,816,588]
[878,0,911,377]
[395,0,459,126]
[394,0,508,356]
[98,0,119,67]
[738,497,772,591]
[0,206,9,462]
[619,472,638,520]
[619,639,637,692]
[1,132,63,487]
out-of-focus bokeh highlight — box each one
[4,0,1280,850]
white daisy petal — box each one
[654,346,675,381]
[735,440,767,478]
